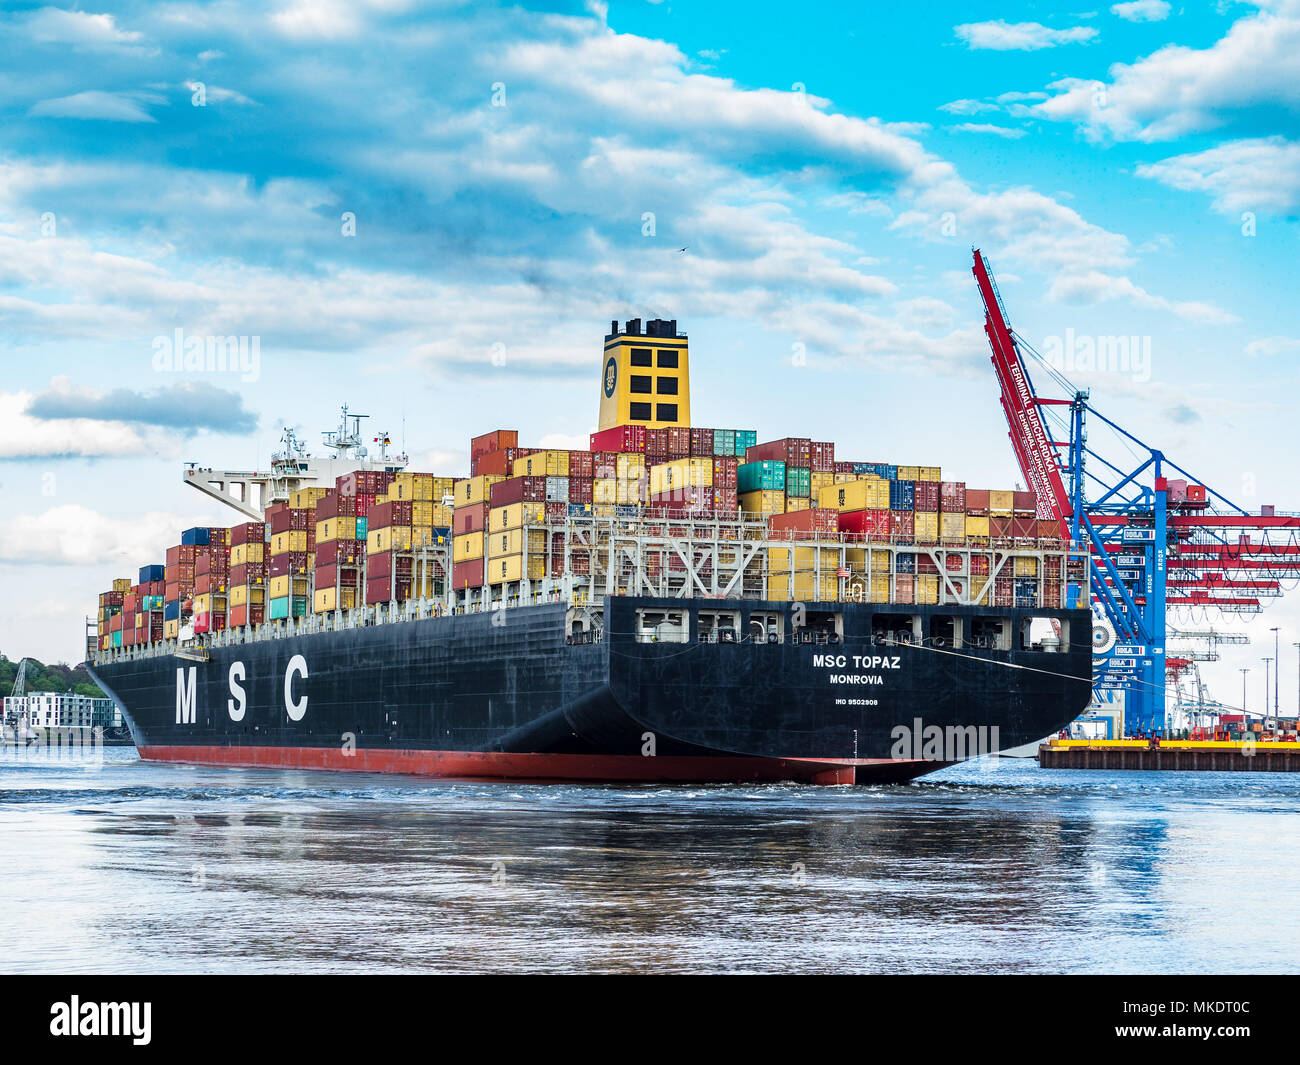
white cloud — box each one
[0,505,203,565]
[953,123,1027,139]
[1245,336,1300,357]
[1033,8,1300,141]
[18,7,146,49]
[1045,270,1240,325]
[955,20,1098,51]
[0,391,149,459]
[28,90,160,123]
[1136,137,1300,213]
[939,99,1000,115]
[1111,0,1171,21]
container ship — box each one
[86,317,1093,784]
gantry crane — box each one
[972,250,1300,734]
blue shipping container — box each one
[181,526,210,546]
[138,564,165,584]
[164,600,181,621]
[889,479,916,510]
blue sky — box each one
[1,0,1298,708]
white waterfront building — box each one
[3,692,121,730]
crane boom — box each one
[972,250,1073,532]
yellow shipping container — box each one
[916,574,940,605]
[593,477,618,505]
[290,487,329,509]
[870,548,892,574]
[811,471,835,494]
[230,542,264,566]
[616,453,645,479]
[818,477,889,512]
[368,526,413,553]
[270,530,309,555]
[456,475,504,507]
[411,526,448,549]
[990,490,1014,514]
[412,501,453,527]
[616,479,645,505]
[966,515,991,539]
[765,574,839,602]
[229,585,265,606]
[914,511,939,540]
[489,501,547,533]
[833,472,857,484]
[844,547,867,571]
[770,546,839,572]
[649,457,713,496]
[869,575,891,603]
[453,531,485,561]
[784,496,811,512]
[917,467,942,482]
[486,553,545,584]
[513,450,570,478]
[316,516,358,543]
[487,529,547,558]
[269,575,309,598]
[164,618,180,639]
[112,578,131,593]
[897,465,920,481]
[940,513,966,539]
[314,586,356,613]
[391,472,434,502]
[194,593,213,614]
[1013,557,1040,577]
[740,490,785,517]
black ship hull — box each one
[89,596,1092,785]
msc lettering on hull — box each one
[174,659,309,725]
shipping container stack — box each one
[224,522,263,628]
[451,474,500,591]
[314,489,363,613]
[193,536,229,635]
[364,490,449,604]
[268,497,315,621]
[469,428,520,478]
[96,580,128,652]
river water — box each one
[2,746,1297,974]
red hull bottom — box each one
[138,745,942,786]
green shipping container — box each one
[738,460,786,494]
[356,516,368,538]
[736,429,758,453]
[111,630,122,647]
[785,466,812,497]
[713,429,736,457]
[269,595,309,620]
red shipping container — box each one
[965,489,991,514]
[568,450,595,480]
[834,461,854,474]
[206,528,228,546]
[472,448,516,477]
[690,428,714,456]
[315,540,362,567]
[713,487,738,513]
[489,476,545,508]
[270,507,312,534]
[1012,516,1037,538]
[316,491,356,519]
[452,559,484,589]
[990,516,1013,538]
[593,450,618,478]
[315,563,358,588]
[230,562,267,586]
[365,576,414,605]
[769,508,839,537]
[371,500,413,529]
[711,456,738,488]
[892,510,915,539]
[269,551,312,577]
[230,521,266,547]
[810,441,836,472]
[914,481,940,512]
[838,509,892,539]
[229,604,263,627]
[453,503,488,535]
[568,478,593,504]
[368,551,414,579]
[746,438,811,467]
[1013,491,1037,515]
[940,481,967,512]
[471,429,519,461]
[545,501,568,522]
[590,425,646,453]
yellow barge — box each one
[1038,737,1300,772]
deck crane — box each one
[972,249,1300,735]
